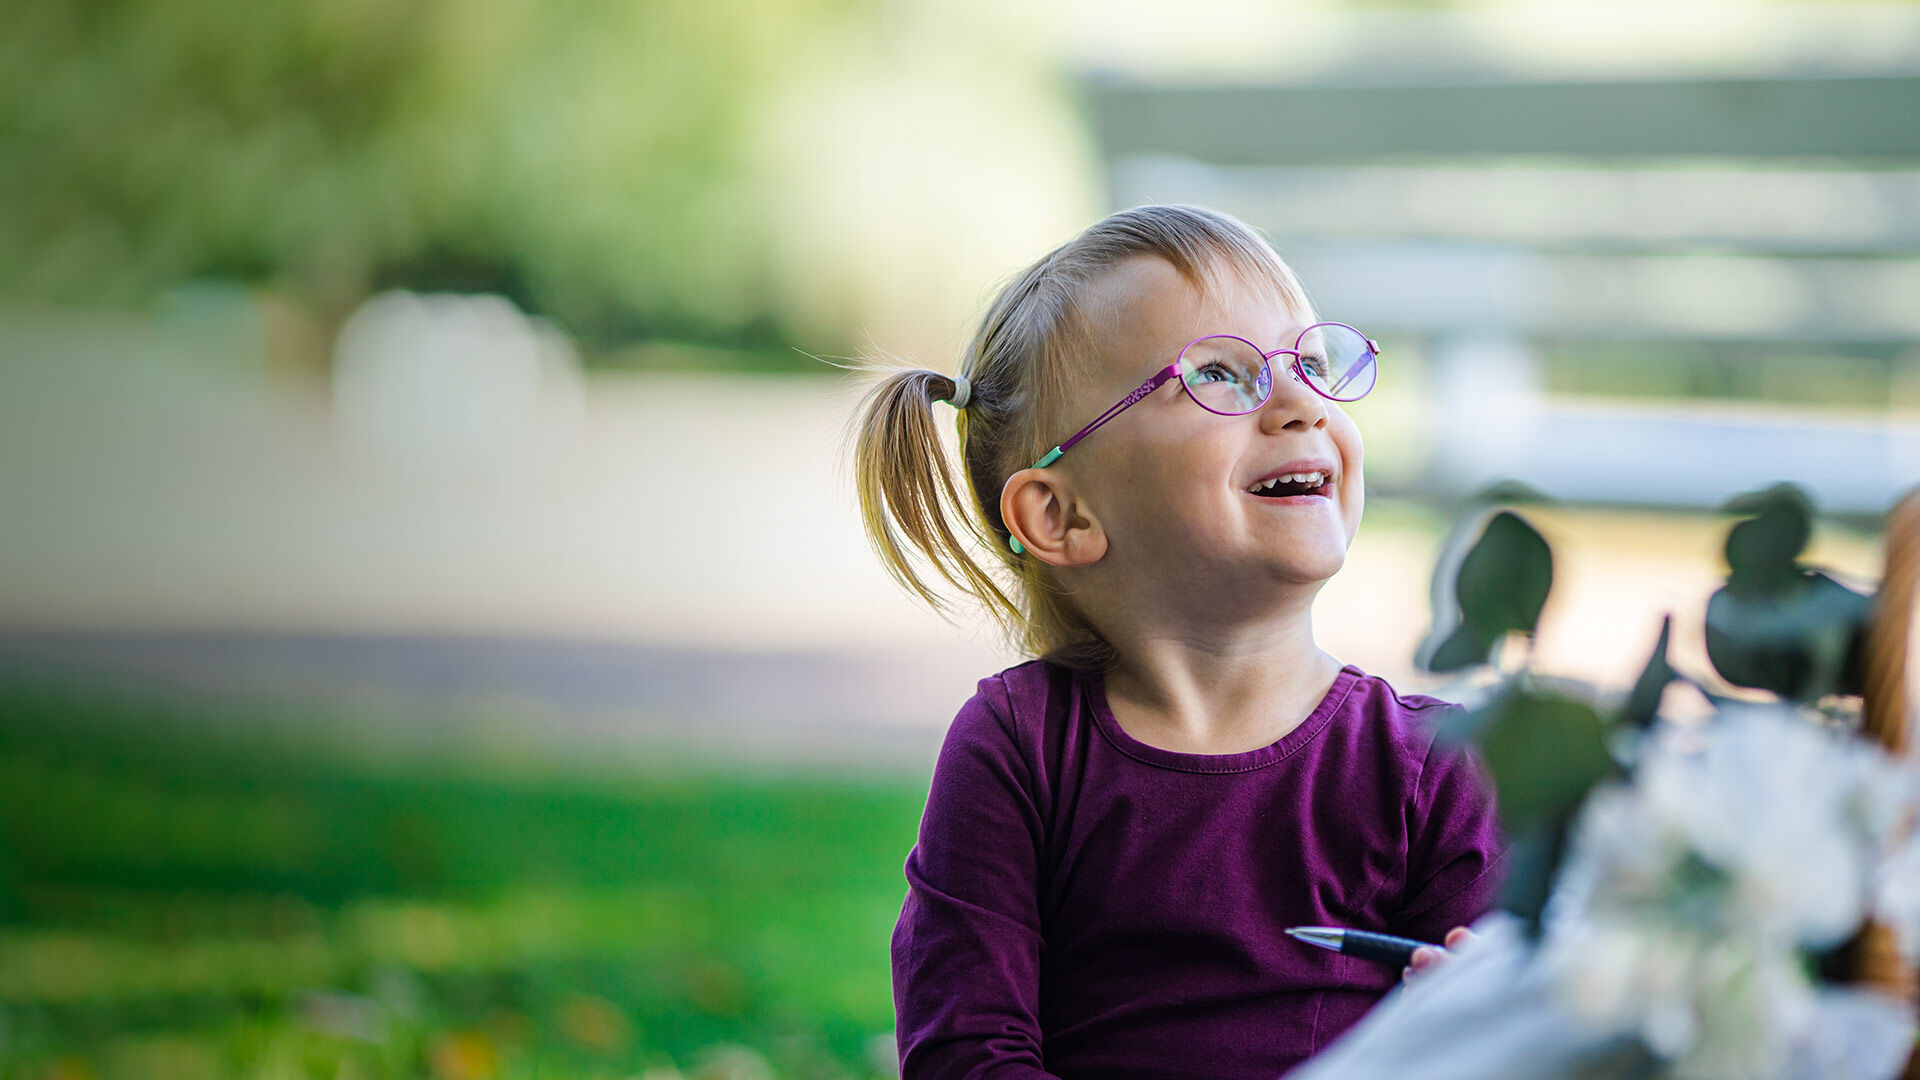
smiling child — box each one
[854,205,1503,1080]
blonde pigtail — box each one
[853,364,1024,634]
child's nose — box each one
[1259,362,1330,431]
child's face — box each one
[1062,256,1365,605]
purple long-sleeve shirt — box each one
[891,660,1504,1080]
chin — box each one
[1304,554,1349,584]
[1262,546,1347,586]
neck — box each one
[1096,592,1345,754]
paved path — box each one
[0,629,970,768]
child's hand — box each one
[1400,926,1474,983]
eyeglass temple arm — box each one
[1055,366,1181,459]
[1327,344,1379,398]
[1006,365,1181,554]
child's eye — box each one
[1192,363,1237,384]
[1300,354,1331,378]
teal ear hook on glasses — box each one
[1005,447,1064,554]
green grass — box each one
[0,679,930,1080]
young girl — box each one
[854,205,1502,1079]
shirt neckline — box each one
[1085,663,1362,774]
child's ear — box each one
[1001,468,1107,567]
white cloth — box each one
[1283,913,1916,1080]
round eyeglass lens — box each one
[1177,336,1273,415]
[1294,323,1377,402]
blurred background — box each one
[1,1,1915,1077]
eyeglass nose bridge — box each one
[1258,348,1319,397]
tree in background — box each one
[1,0,861,363]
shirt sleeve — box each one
[892,683,1062,1080]
[1390,717,1507,944]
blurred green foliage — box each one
[0,679,924,1079]
[2,0,865,357]
[1707,483,1875,702]
[1421,481,1887,934]
[1417,508,1555,674]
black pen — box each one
[1285,925,1438,968]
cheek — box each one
[1329,408,1364,475]
[1334,415,1366,538]
[1333,407,1365,464]
[1097,435,1230,541]
[1083,448,1177,533]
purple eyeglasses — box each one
[1007,322,1378,554]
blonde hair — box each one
[852,204,1314,668]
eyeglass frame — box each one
[1006,321,1379,554]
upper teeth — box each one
[1250,471,1329,493]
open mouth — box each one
[1247,470,1333,499]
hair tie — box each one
[944,373,972,409]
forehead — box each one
[1076,256,1312,379]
